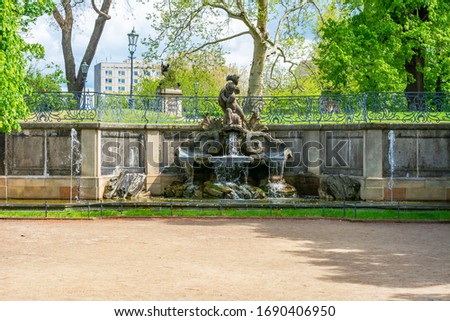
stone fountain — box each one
[164,75,297,199]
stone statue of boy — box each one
[218,74,246,126]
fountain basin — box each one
[210,155,252,166]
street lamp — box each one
[128,27,139,109]
[80,61,89,109]
[194,81,199,96]
[194,81,199,116]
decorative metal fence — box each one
[24,91,450,124]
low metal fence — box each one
[24,91,450,124]
[0,200,449,221]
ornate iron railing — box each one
[24,91,450,124]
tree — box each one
[143,0,322,96]
[25,59,66,92]
[52,0,112,92]
[315,0,450,93]
[136,51,246,96]
[265,58,321,95]
[0,0,54,133]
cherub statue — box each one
[218,74,246,126]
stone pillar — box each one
[362,129,384,200]
[80,128,101,199]
[158,88,183,116]
[146,130,162,195]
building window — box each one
[105,86,113,91]
[105,78,112,83]
[105,70,112,75]
[118,86,126,92]
[134,71,139,76]
[118,78,126,84]
[118,70,125,76]
[134,79,138,84]
[144,71,151,76]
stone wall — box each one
[382,129,450,178]
[101,130,145,175]
[0,122,448,201]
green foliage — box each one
[0,0,55,132]
[25,60,66,92]
[137,51,244,96]
[265,59,322,96]
[315,0,450,93]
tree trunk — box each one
[247,0,268,97]
[61,28,77,91]
[53,0,112,92]
[405,52,425,93]
[404,5,428,94]
[404,52,425,111]
[247,38,268,97]
[75,0,112,92]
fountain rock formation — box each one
[103,171,149,199]
[318,175,361,200]
[164,76,297,199]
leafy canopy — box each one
[0,0,55,132]
[315,0,450,93]
[25,59,66,92]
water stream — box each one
[70,129,83,202]
[43,130,48,177]
[4,135,8,202]
[228,132,239,156]
[129,147,137,167]
[387,130,395,201]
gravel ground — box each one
[0,218,449,300]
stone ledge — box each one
[361,187,384,201]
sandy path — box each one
[0,218,449,300]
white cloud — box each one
[221,18,253,68]
[223,33,253,69]
[24,1,315,90]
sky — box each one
[25,0,315,91]
[25,0,255,90]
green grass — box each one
[1,207,449,221]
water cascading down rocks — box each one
[164,75,297,199]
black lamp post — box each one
[194,81,199,96]
[128,27,139,109]
[80,61,89,109]
[194,81,199,114]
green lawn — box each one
[1,207,449,221]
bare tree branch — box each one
[205,1,259,38]
[91,0,111,20]
[281,49,324,93]
[272,1,309,49]
[300,60,324,91]
[52,7,65,28]
[308,0,324,25]
[236,0,245,13]
[186,31,251,54]
[268,55,281,90]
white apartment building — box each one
[94,60,160,93]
